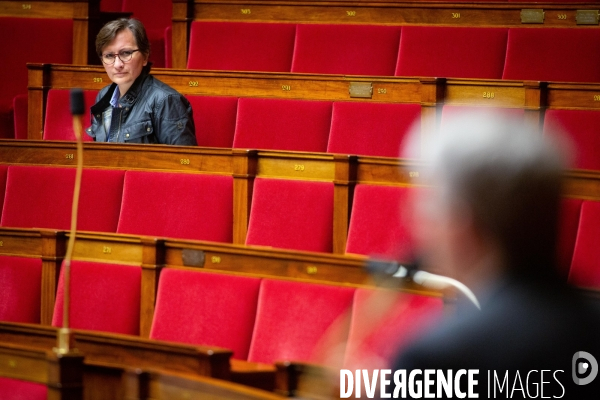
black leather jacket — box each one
[87,72,197,146]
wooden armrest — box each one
[275,360,338,399]
[230,359,276,392]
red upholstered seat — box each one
[1,166,124,232]
[247,279,355,364]
[291,24,401,76]
[543,109,600,171]
[233,98,331,152]
[185,95,238,147]
[569,200,600,289]
[395,26,508,79]
[0,17,72,138]
[100,0,123,12]
[187,22,296,72]
[327,102,420,158]
[44,89,98,141]
[346,185,417,261]
[150,269,261,359]
[117,171,233,242]
[165,26,172,68]
[246,178,334,252]
[0,256,42,323]
[503,28,600,83]
[52,260,141,335]
[557,198,583,280]
[440,105,525,131]
[12,94,28,140]
[0,165,7,221]
[344,289,443,369]
[0,377,46,400]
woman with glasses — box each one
[87,18,197,145]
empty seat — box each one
[395,26,508,79]
[247,279,355,364]
[43,89,98,141]
[503,28,600,83]
[186,95,238,148]
[12,94,28,140]
[0,17,72,138]
[344,288,443,369]
[327,102,420,158]
[150,269,261,359]
[569,200,600,289]
[117,171,233,242]
[187,22,296,72]
[233,98,332,152]
[52,260,141,335]
[346,185,417,260]
[1,166,124,232]
[246,178,334,253]
[0,256,43,323]
[291,24,401,76]
[543,109,600,171]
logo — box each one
[572,351,598,386]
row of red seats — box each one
[41,89,600,171]
[0,165,597,288]
[185,23,600,83]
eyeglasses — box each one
[101,49,140,65]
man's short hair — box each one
[95,18,150,59]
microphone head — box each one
[70,88,85,116]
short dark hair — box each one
[96,18,150,59]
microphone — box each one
[367,258,481,310]
[55,88,85,355]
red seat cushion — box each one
[543,109,600,171]
[327,102,420,158]
[569,200,600,289]
[557,198,583,280]
[395,26,508,79]
[12,94,28,140]
[44,89,97,141]
[1,166,124,232]
[234,98,331,152]
[187,22,296,72]
[344,289,443,369]
[346,185,418,261]
[292,24,400,76]
[150,269,261,360]
[0,377,46,400]
[0,256,42,323]
[248,279,355,364]
[246,178,334,253]
[52,260,141,335]
[185,95,238,148]
[117,171,233,242]
[503,28,600,83]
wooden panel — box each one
[547,82,600,110]
[0,1,77,19]
[0,343,50,383]
[444,79,529,108]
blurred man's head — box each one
[411,113,568,288]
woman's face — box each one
[101,28,148,94]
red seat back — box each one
[344,288,443,369]
[151,269,261,360]
[248,279,355,364]
[52,260,141,335]
[327,102,420,158]
[1,166,124,232]
[0,377,46,400]
[234,98,332,152]
[503,28,600,83]
[44,89,97,141]
[346,185,417,261]
[291,24,400,76]
[569,200,600,289]
[117,171,233,242]
[557,198,583,280]
[543,109,600,171]
[0,256,43,323]
[186,95,238,148]
[246,178,334,252]
[395,26,508,79]
[187,22,296,72]
[0,165,7,221]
